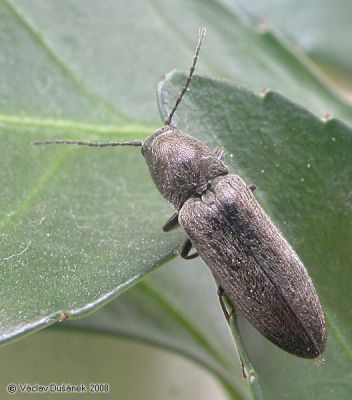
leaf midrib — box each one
[0,114,155,138]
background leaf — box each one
[1,0,351,124]
[0,329,228,400]
[230,0,352,89]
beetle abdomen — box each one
[179,175,327,358]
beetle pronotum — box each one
[33,28,327,360]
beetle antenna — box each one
[32,139,143,147]
[164,27,206,126]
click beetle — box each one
[33,28,327,359]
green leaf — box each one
[156,72,352,399]
[3,0,350,346]
[67,72,352,400]
[1,0,351,124]
[232,0,352,87]
[0,123,183,340]
[1,1,352,399]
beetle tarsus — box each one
[217,286,232,322]
[162,212,179,232]
[180,238,199,259]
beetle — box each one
[33,28,327,359]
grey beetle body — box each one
[33,28,327,359]
[143,125,327,358]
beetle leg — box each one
[248,184,256,192]
[217,286,231,322]
[180,238,199,260]
[162,212,179,232]
[217,286,256,382]
[213,146,225,161]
